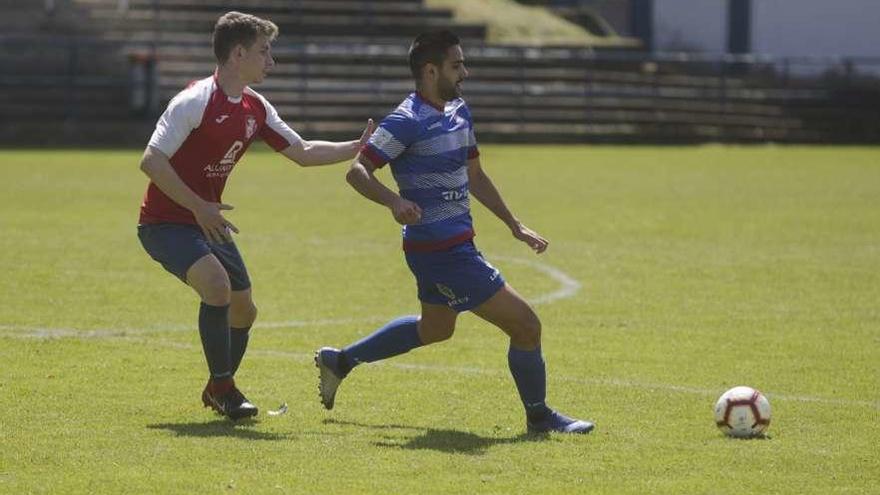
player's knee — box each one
[418,320,456,345]
[199,276,231,306]
[233,300,258,327]
[527,315,542,339]
[247,302,258,324]
[515,314,542,349]
[434,323,456,343]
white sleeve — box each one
[247,90,301,150]
[147,88,208,158]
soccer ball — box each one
[714,386,771,438]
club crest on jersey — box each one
[245,115,257,139]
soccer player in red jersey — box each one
[137,11,374,420]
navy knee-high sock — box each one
[508,345,552,422]
[198,303,232,380]
[340,315,423,373]
[230,327,250,376]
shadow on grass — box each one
[725,433,772,441]
[324,418,546,455]
[147,419,289,441]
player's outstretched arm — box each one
[281,119,374,167]
[467,156,549,253]
[139,146,238,243]
[346,155,422,225]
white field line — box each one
[3,257,877,410]
[0,256,579,338]
[3,329,877,411]
[379,361,880,410]
[492,255,582,305]
[0,318,383,338]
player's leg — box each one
[202,237,258,418]
[139,224,234,380]
[338,300,457,370]
[186,253,234,380]
[229,288,257,376]
[315,245,463,410]
[472,283,594,434]
[416,301,458,344]
[187,256,258,419]
[314,304,455,410]
[471,283,541,350]
[186,254,255,419]
[137,224,254,419]
[471,284,547,419]
[210,238,255,377]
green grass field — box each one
[1,145,878,494]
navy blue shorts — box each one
[404,240,505,312]
[137,223,251,291]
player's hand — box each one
[358,118,375,147]
[193,202,239,244]
[390,196,422,225]
[512,222,549,254]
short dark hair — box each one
[213,11,278,63]
[408,30,461,80]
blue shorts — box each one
[137,223,251,291]
[404,240,505,312]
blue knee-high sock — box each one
[341,316,423,371]
[198,303,232,380]
[508,345,552,422]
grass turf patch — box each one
[1,145,878,494]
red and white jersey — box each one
[139,74,301,225]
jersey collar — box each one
[415,91,446,112]
[213,70,244,104]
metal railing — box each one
[2,33,878,142]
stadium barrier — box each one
[1,34,878,145]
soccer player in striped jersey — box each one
[315,31,594,434]
[137,12,373,420]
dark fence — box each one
[2,34,879,145]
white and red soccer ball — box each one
[714,386,771,438]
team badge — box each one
[245,115,257,139]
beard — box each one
[438,78,462,101]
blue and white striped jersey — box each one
[361,92,480,252]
